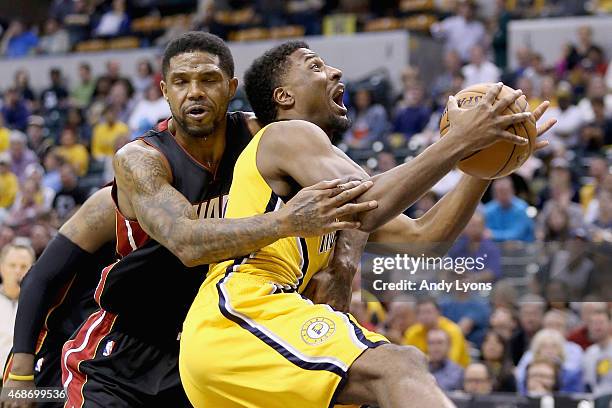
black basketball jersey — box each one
[96,112,252,345]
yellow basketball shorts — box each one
[179,272,389,408]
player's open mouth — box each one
[331,85,347,114]
[185,105,210,120]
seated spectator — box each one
[64,0,92,45]
[545,281,582,330]
[379,299,416,345]
[0,242,36,367]
[510,294,545,365]
[285,0,323,36]
[448,211,502,283]
[403,297,470,367]
[588,187,612,243]
[349,292,376,331]
[583,309,612,397]
[539,83,584,149]
[0,115,10,152]
[51,163,89,224]
[430,0,485,63]
[567,26,602,71]
[26,115,53,160]
[484,178,534,242]
[102,132,129,184]
[431,50,463,100]
[342,88,389,149]
[516,76,542,112]
[391,84,431,142]
[70,62,96,109]
[546,235,595,299]
[0,20,38,58]
[92,106,129,160]
[38,18,70,54]
[56,127,89,177]
[489,307,516,341]
[65,107,91,146]
[462,363,493,396]
[578,97,612,153]
[0,153,19,209]
[1,87,30,131]
[93,0,130,37]
[107,79,135,124]
[427,329,464,391]
[42,149,64,193]
[25,163,55,210]
[8,130,37,182]
[525,359,560,397]
[14,69,36,106]
[29,224,51,259]
[577,76,612,123]
[133,59,155,99]
[480,331,516,392]
[542,309,584,365]
[40,67,69,114]
[128,85,170,138]
[567,300,608,350]
[516,328,584,394]
[440,273,490,347]
[580,156,609,212]
[7,179,46,234]
[462,45,501,87]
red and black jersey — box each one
[96,112,252,344]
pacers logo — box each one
[301,317,335,345]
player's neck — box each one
[173,118,227,172]
[276,112,332,138]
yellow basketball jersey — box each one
[207,125,336,290]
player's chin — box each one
[329,113,351,133]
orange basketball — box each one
[439,83,537,180]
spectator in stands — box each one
[583,309,612,397]
[0,242,35,368]
[448,211,502,283]
[51,163,88,223]
[568,25,602,71]
[577,76,612,124]
[49,0,75,23]
[102,132,129,184]
[392,83,431,142]
[430,0,485,63]
[525,359,559,397]
[108,79,135,123]
[578,98,611,154]
[0,153,19,210]
[516,76,541,112]
[539,75,558,108]
[409,190,439,218]
[537,202,572,241]
[342,88,389,149]
[427,329,464,391]
[133,59,155,99]
[0,115,10,152]
[484,177,534,242]
[588,187,612,243]
[373,151,397,174]
[8,130,37,182]
[285,0,323,35]
[491,0,512,69]
[1,87,30,131]
[26,115,53,160]
[38,18,70,54]
[403,297,470,367]
[489,307,516,341]
[480,330,516,392]
[93,0,130,38]
[462,363,493,396]
[462,44,501,87]
[545,281,581,328]
[65,107,92,146]
[56,127,89,177]
[40,67,69,114]
[516,328,584,394]
[7,179,46,234]
[440,272,490,347]
[63,0,91,46]
[540,82,584,149]
[349,292,376,331]
[25,163,55,210]
[567,300,608,350]
[92,105,129,160]
[70,62,96,108]
[380,300,416,345]
[547,234,595,298]
[128,84,170,138]
[14,69,36,106]
[41,149,64,193]
[580,156,609,211]
[536,157,580,209]
[510,294,545,365]
[541,309,584,365]
[29,224,51,259]
[0,20,38,58]
[431,50,463,99]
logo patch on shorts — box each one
[301,317,335,345]
[102,340,115,357]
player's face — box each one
[161,51,237,138]
[284,48,349,134]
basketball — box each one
[439,83,538,180]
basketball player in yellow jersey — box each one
[180,41,555,407]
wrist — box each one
[436,129,467,163]
[272,209,293,238]
[9,353,35,376]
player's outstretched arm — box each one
[4,187,116,403]
[259,83,532,234]
[112,143,377,267]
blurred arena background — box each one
[0,0,611,406]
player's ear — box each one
[160,80,168,101]
[228,77,238,99]
[273,86,294,109]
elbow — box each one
[171,242,199,268]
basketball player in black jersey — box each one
[44,33,377,408]
[2,188,116,408]
[231,41,556,407]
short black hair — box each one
[244,40,309,126]
[162,32,234,79]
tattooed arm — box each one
[112,142,377,267]
[7,188,116,390]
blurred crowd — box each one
[0,0,611,404]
